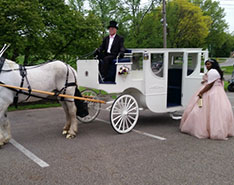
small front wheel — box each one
[110,94,139,134]
[77,89,101,123]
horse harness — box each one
[0,57,77,107]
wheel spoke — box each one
[117,119,123,130]
[128,114,137,120]
[128,107,137,113]
[124,97,128,107]
[113,114,122,122]
[127,112,138,115]
[126,98,132,108]
[126,116,133,126]
[118,99,125,109]
[114,115,122,127]
[122,118,126,131]
[127,102,136,111]
[112,106,122,113]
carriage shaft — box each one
[0,83,105,104]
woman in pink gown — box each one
[180,59,234,140]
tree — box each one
[134,7,163,48]
[215,32,234,57]
[119,0,161,48]
[0,0,101,66]
[0,0,45,63]
[166,0,211,48]
[67,0,85,13]
[87,0,122,37]
[189,0,228,56]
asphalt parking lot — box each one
[1,93,234,185]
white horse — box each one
[0,57,85,147]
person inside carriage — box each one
[94,20,126,82]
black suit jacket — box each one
[98,34,125,58]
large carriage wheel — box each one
[77,89,101,123]
[110,94,139,134]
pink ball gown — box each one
[180,69,234,140]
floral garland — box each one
[118,66,129,75]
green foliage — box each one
[194,0,229,57]
[0,0,101,65]
[134,8,163,48]
[221,66,234,75]
[87,0,123,37]
[8,101,61,111]
[215,32,234,57]
[166,0,211,48]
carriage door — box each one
[181,52,206,107]
[167,52,183,107]
[144,52,167,112]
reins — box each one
[77,50,96,59]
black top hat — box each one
[107,20,118,29]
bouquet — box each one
[118,66,129,75]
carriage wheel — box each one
[77,89,101,123]
[110,94,139,134]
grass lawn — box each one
[221,66,233,75]
[8,101,61,112]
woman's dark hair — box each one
[205,59,224,80]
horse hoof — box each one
[66,134,75,139]
[62,130,68,135]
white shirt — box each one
[107,34,116,53]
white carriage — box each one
[77,48,208,133]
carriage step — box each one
[170,112,183,120]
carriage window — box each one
[151,53,164,77]
[169,54,183,68]
[132,53,143,70]
[187,53,198,76]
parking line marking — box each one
[132,129,166,140]
[96,118,166,141]
[96,118,110,124]
[9,139,49,168]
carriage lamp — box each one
[85,71,88,77]
[143,52,149,60]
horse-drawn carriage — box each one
[0,44,209,147]
[77,48,209,134]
